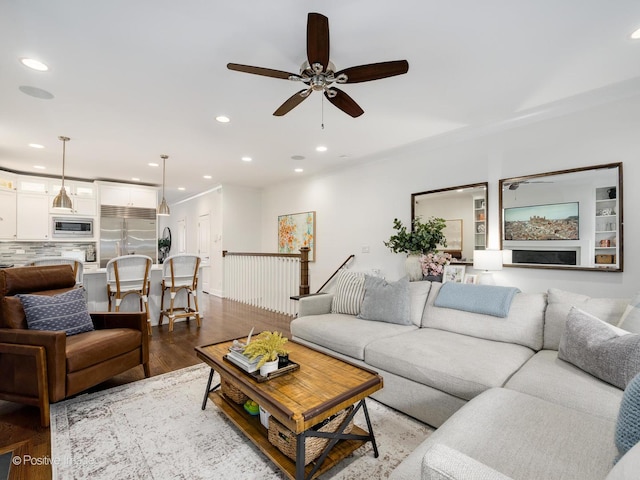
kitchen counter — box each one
[84,265,202,327]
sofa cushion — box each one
[558,307,640,390]
[615,373,640,461]
[291,313,417,360]
[390,388,618,480]
[357,275,411,325]
[65,328,142,372]
[505,350,623,421]
[422,282,545,350]
[607,441,640,480]
[365,328,534,401]
[17,288,94,336]
[618,292,640,334]
[433,283,520,318]
[409,281,431,327]
[330,270,365,315]
[544,288,628,350]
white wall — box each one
[261,94,640,297]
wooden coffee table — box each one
[195,339,383,480]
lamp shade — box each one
[473,250,503,272]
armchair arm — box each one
[0,328,67,402]
[298,294,334,317]
[422,444,514,480]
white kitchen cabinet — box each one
[17,176,49,194]
[99,183,157,208]
[0,189,17,239]
[0,172,17,191]
[49,180,97,216]
[17,193,50,239]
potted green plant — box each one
[384,217,448,281]
[242,331,289,376]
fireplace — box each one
[512,250,577,266]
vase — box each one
[405,254,424,282]
[260,359,279,377]
[424,274,443,283]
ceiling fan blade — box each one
[307,13,330,70]
[227,63,297,80]
[273,89,312,116]
[336,60,409,83]
[324,88,364,118]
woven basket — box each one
[268,406,354,465]
[221,378,249,404]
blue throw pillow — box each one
[17,288,94,336]
[615,372,640,461]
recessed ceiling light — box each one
[132,177,140,181]
[28,143,44,149]
[33,165,46,170]
[241,156,252,162]
[294,168,304,173]
[216,115,230,123]
[20,58,49,71]
[632,27,640,39]
[291,155,305,160]
[203,175,212,179]
[178,187,185,191]
[315,146,328,152]
[148,162,159,167]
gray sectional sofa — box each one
[290,275,640,480]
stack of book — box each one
[226,348,261,373]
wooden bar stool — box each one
[31,257,83,286]
[106,255,152,335]
[159,254,201,332]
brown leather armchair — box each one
[0,265,150,426]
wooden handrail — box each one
[222,251,300,258]
[316,254,355,294]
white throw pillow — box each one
[331,270,365,316]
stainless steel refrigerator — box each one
[99,205,157,267]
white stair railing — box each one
[223,251,308,316]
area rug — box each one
[51,364,432,479]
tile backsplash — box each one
[0,242,97,266]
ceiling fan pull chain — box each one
[321,93,325,130]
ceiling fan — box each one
[227,12,409,118]
[506,180,555,190]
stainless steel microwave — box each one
[52,217,94,237]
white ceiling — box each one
[1,1,640,203]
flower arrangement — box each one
[242,331,289,368]
[419,252,452,277]
[384,217,448,255]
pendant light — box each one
[157,154,170,216]
[52,136,73,211]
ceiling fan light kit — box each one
[227,12,409,118]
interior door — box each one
[198,213,211,293]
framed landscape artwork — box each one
[278,211,316,262]
[503,202,579,241]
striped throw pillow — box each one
[331,270,365,315]
[17,287,94,336]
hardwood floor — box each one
[0,295,293,480]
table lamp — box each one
[473,250,503,285]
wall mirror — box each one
[499,163,623,271]
[412,182,488,264]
